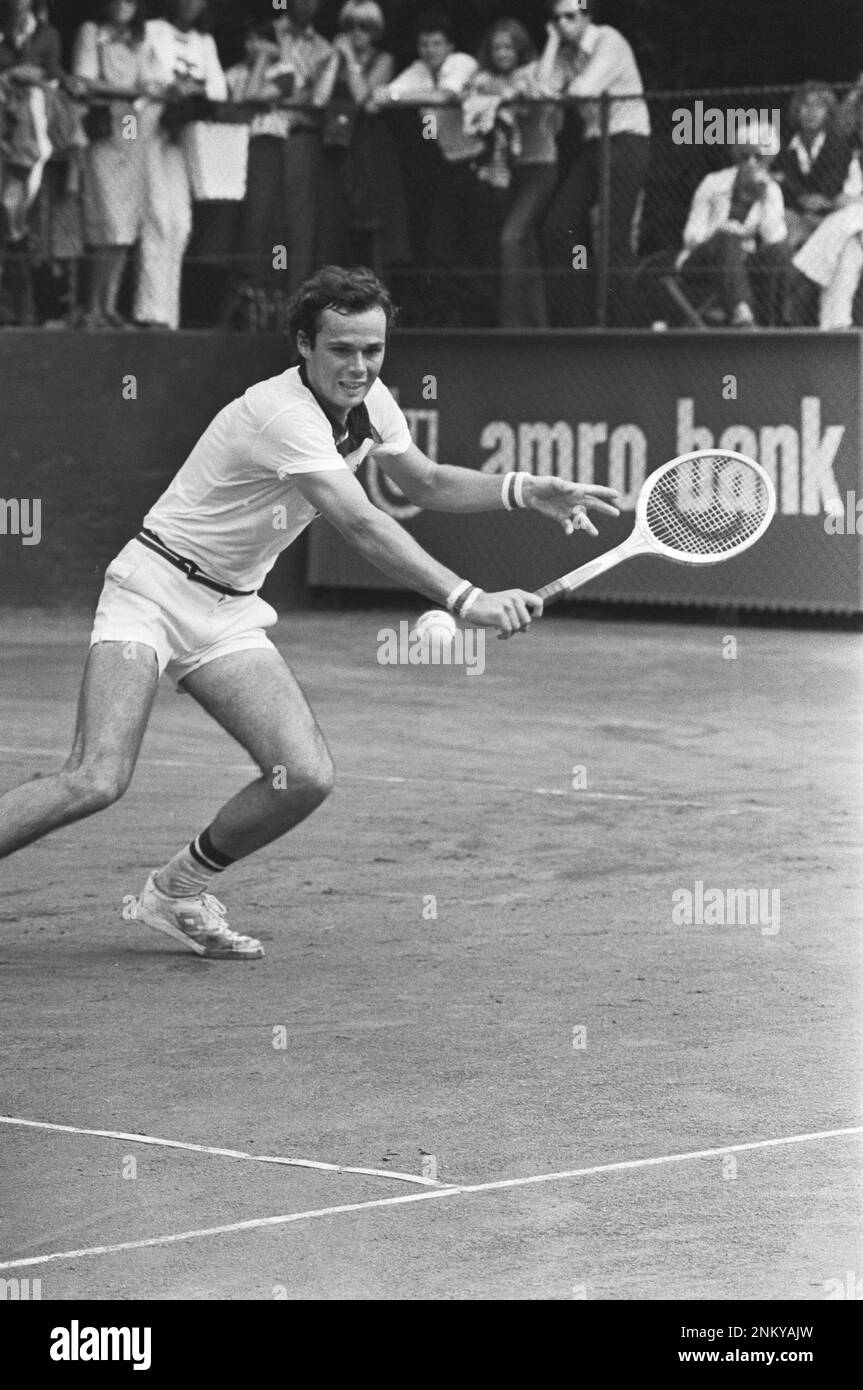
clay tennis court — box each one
[0,604,860,1300]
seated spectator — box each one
[536,0,651,327]
[370,9,482,324]
[773,82,853,252]
[676,125,790,327]
[791,98,863,329]
[314,1,411,278]
[0,0,63,322]
[72,0,160,330]
[137,0,227,330]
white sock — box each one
[154,828,233,899]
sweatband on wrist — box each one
[502,472,528,510]
[446,580,472,613]
[459,587,482,619]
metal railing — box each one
[0,82,859,329]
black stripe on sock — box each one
[198,826,234,870]
[189,837,220,872]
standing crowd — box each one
[2,0,863,331]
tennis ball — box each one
[412,609,457,650]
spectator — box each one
[314,1,411,277]
[370,10,483,324]
[457,20,541,327]
[72,0,160,329]
[677,125,790,328]
[268,0,333,297]
[0,0,63,322]
[223,20,292,327]
[137,0,227,329]
[773,82,853,252]
[537,0,651,327]
[791,97,863,329]
[486,19,561,327]
[0,0,59,83]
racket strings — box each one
[645,457,771,557]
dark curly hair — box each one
[287,265,399,346]
[163,0,212,31]
[476,18,536,74]
[415,9,454,43]
[94,0,147,42]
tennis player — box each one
[0,266,618,960]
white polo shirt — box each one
[144,368,412,592]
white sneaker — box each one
[132,874,265,960]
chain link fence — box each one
[176,79,863,331]
[3,81,862,329]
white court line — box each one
[453,1124,863,1194]
[0,1189,461,1271]
[0,1124,860,1273]
[0,746,772,812]
[0,1116,441,1189]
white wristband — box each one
[459,587,482,619]
[445,579,472,613]
[502,472,528,510]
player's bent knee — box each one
[269,756,334,808]
[65,762,133,813]
[295,759,335,806]
[314,758,335,802]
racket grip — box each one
[536,578,572,607]
[535,540,636,606]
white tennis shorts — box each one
[90,539,279,688]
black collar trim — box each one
[298,360,377,458]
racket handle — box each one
[537,577,574,607]
[536,548,628,606]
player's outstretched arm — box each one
[377,444,619,535]
[292,467,542,635]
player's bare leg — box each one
[0,642,159,861]
[182,648,334,857]
[134,649,333,961]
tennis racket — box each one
[538,449,776,606]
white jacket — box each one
[679,165,787,265]
[144,19,227,102]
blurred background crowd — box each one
[2,0,863,332]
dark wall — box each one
[42,0,863,89]
[0,332,304,606]
[2,330,860,614]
